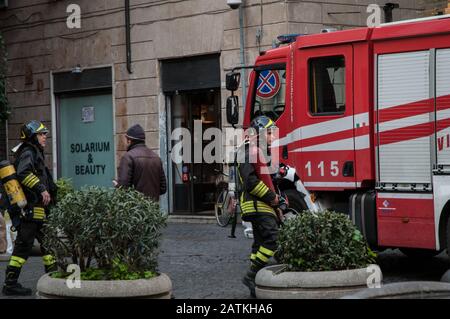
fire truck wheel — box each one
[284,189,308,213]
[399,248,441,259]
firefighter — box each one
[2,120,57,296]
[237,115,280,297]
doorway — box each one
[170,89,221,214]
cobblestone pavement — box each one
[0,222,449,299]
[158,223,250,299]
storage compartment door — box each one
[377,51,433,185]
[436,48,450,167]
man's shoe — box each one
[242,275,256,298]
[2,283,32,296]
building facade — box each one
[0,0,442,214]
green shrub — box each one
[55,178,75,202]
[50,259,157,281]
[44,187,167,280]
[277,210,376,272]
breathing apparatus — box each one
[0,160,28,229]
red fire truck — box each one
[226,15,450,257]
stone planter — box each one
[255,264,382,299]
[342,282,450,299]
[441,270,450,283]
[36,272,172,299]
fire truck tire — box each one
[399,248,440,259]
[284,189,308,213]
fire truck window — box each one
[252,69,286,121]
[309,56,345,115]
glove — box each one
[7,207,22,231]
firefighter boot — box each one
[242,269,257,298]
[2,266,32,296]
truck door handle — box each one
[282,145,288,159]
[343,161,354,177]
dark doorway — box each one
[170,89,221,214]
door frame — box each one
[165,94,174,214]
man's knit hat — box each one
[126,124,145,141]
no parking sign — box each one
[256,70,281,99]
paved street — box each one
[0,222,449,299]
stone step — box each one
[168,215,217,224]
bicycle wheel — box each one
[215,190,233,227]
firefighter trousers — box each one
[5,220,55,285]
[249,214,279,272]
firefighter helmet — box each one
[20,120,49,140]
[249,116,277,135]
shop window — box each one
[309,56,345,115]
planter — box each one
[342,282,450,299]
[36,272,172,299]
[255,264,382,299]
[441,270,450,283]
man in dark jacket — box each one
[115,124,167,202]
[2,120,57,296]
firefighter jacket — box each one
[14,142,56,221]
[237,141,277,221]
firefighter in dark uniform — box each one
[237,116,280,297]
[2,120,57,296]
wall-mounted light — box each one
[227,0,242,10]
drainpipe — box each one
[125,0,132,73]
[239,4,247,112]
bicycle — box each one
[214,170,238,228]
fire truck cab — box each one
[226,15,450,257]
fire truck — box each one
[225,15,450,258]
